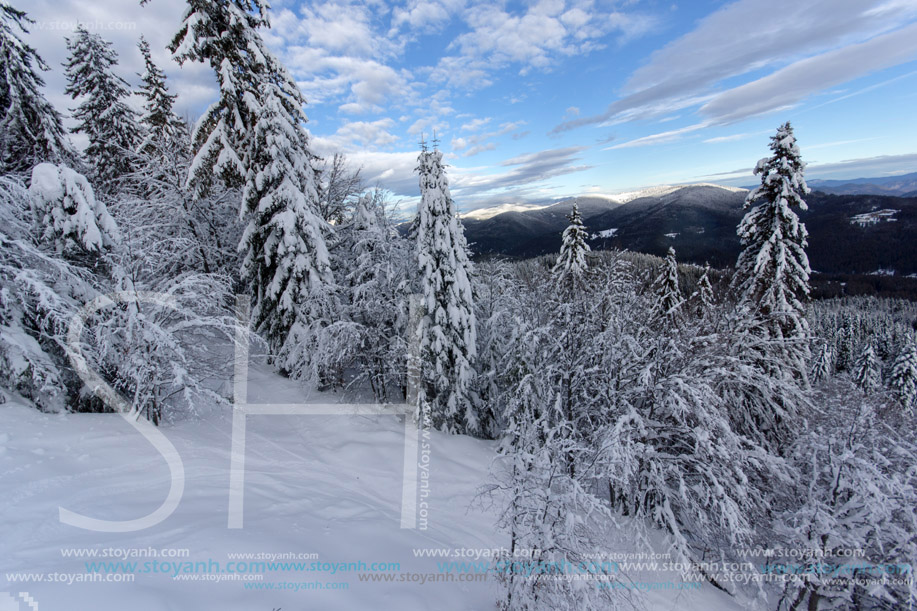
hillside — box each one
[0,357,743,611]
[462,186,917,276]
[807,172,917,197]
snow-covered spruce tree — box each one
[414,145,481,435]
[733,122,811,346]
[28,162,119,258]
[0,175,95,411]
[550,201,603,466]
[136,35,187,158]
[552,201,590,283]
[810,341,833,383]
[852,342,880,394]
[690,263,714,317]
[834,315,855,373]
[171,0,334,378]
[240,82,334,377]
[169,0,267,196]
[890,339,917,411]
[652,246,683,323]
[0,3,76,173]
[124,38,238,279]
[63,25,140,193]
[313,191,412,399]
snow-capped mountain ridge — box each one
[459,183,748,220]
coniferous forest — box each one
[1,1,916,610]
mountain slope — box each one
[807,172,917,196]
[463,186,917,275]
[0,357,746,610]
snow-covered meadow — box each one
[1,357,744,610]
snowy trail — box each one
[1,359,746,610]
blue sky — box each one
[17,0,917,211]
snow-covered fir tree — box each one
[414,144,480,435]
[169,0,268,196]
[549,202,602,467]
[170,0,334,375]
[331,191,412,401]
[852,342,880,394]
[734,121,811,341]
[27,162,119,257]
[652,246,683,322]
[552,201,590,282]
[891,339,917,411]
[136,35,186,157]
[0,3,75,173]
[63,26,140,193]
[690,263,714,316]
[121,38,238,279]
[810,341,833,383]
[239,70,333,374]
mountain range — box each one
[459,183,917,277]
[805,172,917,197]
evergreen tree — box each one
[240,83,333,363]
[810,341,833,383]
[551,201,589,282]
[0,3,75,173]
[170,0,333,373]
[63,25,140,192]
[891,340,917,411]
[334,191,411,401]
[852,343,880,394]
[733,122,811,341]
[691,263,714,315]
[835,315,854,372]
[550,201,600,464]
[653,246,683,322]
[123,36,237,279]
[27,162,119,257]
[169,0,269,197]
[415,144,479,435]
[136,35,186,157]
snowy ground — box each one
[1,358,747,610]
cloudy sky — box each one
[16,0,917,211]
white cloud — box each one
[700,22,917,123]
[431,0,653,91]
[449,121,526,157]
[391,0,466,32]
[452,146,590,196]
[312,118,399,153]
[460,117,491,131]
[284,48,415,114]
[805,152,917,178]
[703,130,770,144]
[554,0,917,133]
[606,123,707,149]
